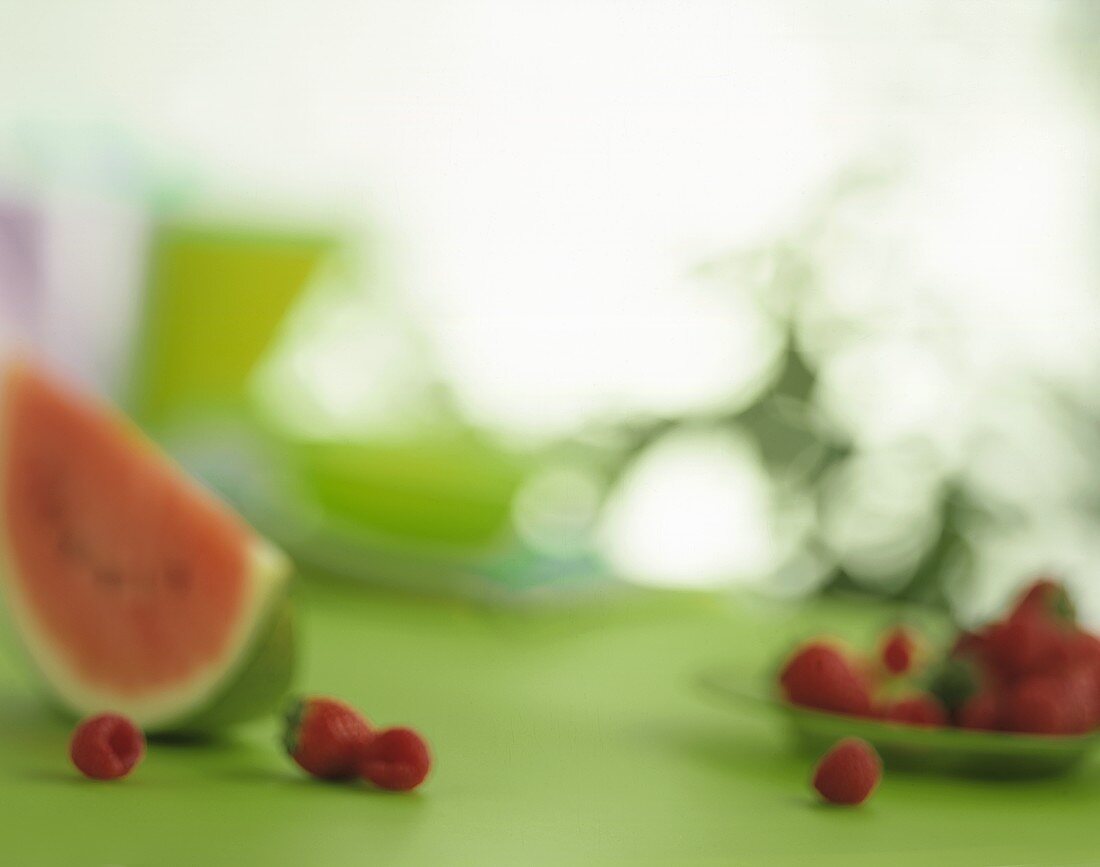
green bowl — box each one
[698,666,1100,778]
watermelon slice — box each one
[0,360,294,731]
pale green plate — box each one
[699,666,1100,778]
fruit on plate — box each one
[880,693,947,728]
[880,626,919,675]
[0,359,294,732]
[778,577,1100,736]
[778,641,873,717]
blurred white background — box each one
[2,0,1099,612]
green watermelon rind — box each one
[166,585,296,732]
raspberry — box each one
[358,727,431,792]
[812,738,881,806]
[881,694,947,728]
[881,627,915,675]
[1002,675,1091,735]
[69,713,145,781]
[957,691,1000,731]
[283,697,374,780]
[779,642,873,717]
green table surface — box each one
[2,578,1099,866]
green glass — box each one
[128,222,335,427]
[126,221,603,599]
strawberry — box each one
[951,629,989,663]
[881,694,948,728]
[985,611,1073,679]
[977,579,1076,680]
[778,642,873,717]
[1068,631,1100,708]
[1011,578,1075,625]
[1063,665,1100,732]
[957,690,1000,731]
[283,696,374,780]
[1068,630,1100,679]
[812,738,881,806]
[1002,675,1090,735]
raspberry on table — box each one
[812,738,881,806]
[283,696,374,780]
[69,713,145,781]
[358,727,432,792]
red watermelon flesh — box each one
[0,360,293,729]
